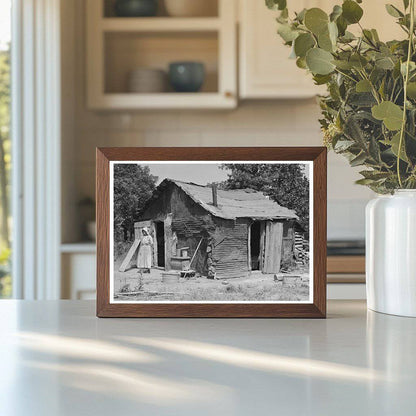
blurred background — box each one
[1,0,404,300]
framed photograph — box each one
[96,147,327,318]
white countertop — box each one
[0,300,415,415]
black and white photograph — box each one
[110,161,313,303]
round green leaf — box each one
[330,5,343,22]
[371,101,403,131]
[350,53,368,69]
[317,22,338,52]
[333,59,353,70]
[304,8,329,35]
[375,56,395,70]
[401,61,416,76]
[371,29,380,42]
[296,57,307,69]
[313,74,332,85]
[306,48,335,75]
[356,79,372,92]
[342,0,363,24]
[318,32,333,52]
[385,133,409,162]
[407,82,416,99]
[336,15,348,35]
[328,21,338,42]
[294,33,315,57]
[362,29,375,44]
[385,4,403,18]
[339,31,356,42]
[296,8,307,22]
[266,0,287,11]
[277,23,299,42]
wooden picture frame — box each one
[96,147,327,318]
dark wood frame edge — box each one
[96,147,327,318]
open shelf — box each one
[86,0,236,109]
[91,92,235,109]
[103,0,219,18]
[101,17,221,32]
[104,31,219,94]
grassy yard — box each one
[113,264,310,302]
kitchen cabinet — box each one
[239,0,324,99]
[87,0,404,107]
[61,244,96,300]
[86,0,237,109]
[238,0,404,99]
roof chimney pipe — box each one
[211,183,218,207]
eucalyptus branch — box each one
[399,24,410,35]
[390,79,398,101]
[358,69,381,104]
[358,22,378,49]
[393,85,404,103]
[397,0,415,188]
[334,68,358,83]
[267,0,416,192]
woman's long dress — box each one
[137,235,153,269]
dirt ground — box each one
[113,262,310,302]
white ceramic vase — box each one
[366,190,416,317]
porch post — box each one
[164,214,173,271]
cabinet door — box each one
[239,0,322,99]
[239,0,403,99]
[62,253,96,300]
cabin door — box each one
[262,221,283,273]
[250,221,262,270]
[154,221,165,268]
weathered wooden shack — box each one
[136,179,299,279]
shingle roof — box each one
[159,179,298,221]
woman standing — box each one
[137,228,153,273]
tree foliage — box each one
[0,46,11,297]
[0,50,10,121]
[221,164,310,232]
[0,50,10,124]
[0,48,10,245]
[113,164,157,241]
[266,0,416,193]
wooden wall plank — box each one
[164,213,173,271]
[263,221,283,273]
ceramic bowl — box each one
[168,62,205,93]
[114,0,158,17]
[127,68,167,93]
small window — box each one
[283,221,290,238]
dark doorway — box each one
[250,221,261,270]
[155,222,165,267]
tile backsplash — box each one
[71,100,373,242]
